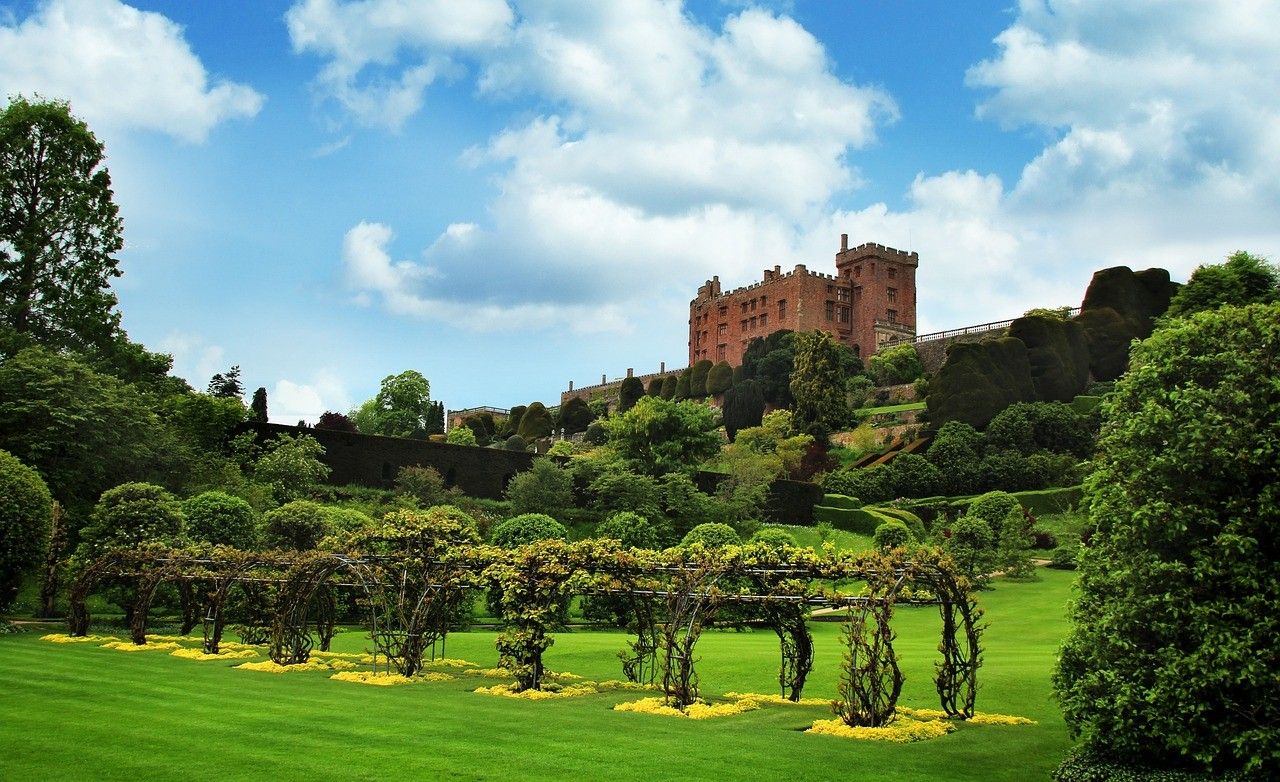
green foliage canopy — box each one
[0,449,52,609]
[790,330,848,431]
[867,343,923,386]
[78,482,184,556]
[602,396,721,476]
[618,376,646,413]
[506,459,574,517]
[182,491,258,549]
[1164,250,1279,319]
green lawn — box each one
[854,401,927,417]
[0,569,1077,781]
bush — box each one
[490,513,567,548]
[820,493,862,510]
[881,454,942,499]
[1052,746,1254,782]
[874,507,927,540]
[594,511,661,550]
[681,522,739,548]
[926,337,1036,428]
[867,343,923,386]
[821,467,889,505]
[587,467,662,522]
[394,465,457,508]
[706,361,733,396]
[517,403,554,441]
[986,401,1095,458]
[445,426,477,446]
[583,422,607,445]
[254,434,330,503]
[750,527,796,548]
[79,482,185,556]
[721,379,765,442]
[1054,303,1280,776]
[1007,314,1090,403]
[618,376,646,413]
[0,449,52,609]
[657,472,717,539]
[325,507,375,534]
[262,500,333,550]
[872,520,912,551]
[689,359,713,398]
[183,491,258,549]
[1047,535,1081,570]
[943,515,995,587]
[503,434,528,452]
[506,459,574,517]
[966,491,1020,528]
[559,397,594,434]
[925,420,984,495]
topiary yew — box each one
[183,491,258,549]
[926,337,1035,429]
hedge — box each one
[813,505,898,535]
[820,493,862,510]
[883,485,1084,524]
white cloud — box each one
[158,332,226,390]
[285,0,513,128]
[0,0,264,142]
[271,372,352,425]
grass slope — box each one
[0,570,1076,781]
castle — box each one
[689,235,918,365]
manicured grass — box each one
[760,523,874,552]
[0,570,1077,781]
[854,401,926,417]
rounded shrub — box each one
[0,449,53,609]
[503,434,528,452]
[583,422,607,446]
[967,491,1021,528]
[183,491,258,549]
[595,511,660,550]
[325,507,375,534]
[491,513,567,548]
[872,520,913,551]
[681,522,739,549]
[944,515,995,586]
[262,500,333,551]
[80,482,185,555]
[749,527,796,549]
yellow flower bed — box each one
[724,691,829,707]
[310,650,365,660]
[544,670,583,681]
[421,658,476,668]
[807,716,955,743]
[100,641,182,652]
[474,683,599,700]
[613,697,761,719]
[330,671,455,686]
[967,713,1036,726]
[594,680,661,692]
[463,667,512,678]
[170,647,258,661]
[234,658,358,673]
[147,634,198,642]
[42,633,118,644]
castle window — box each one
[760,296,767,305]
[871,263,876,273]
[839,306,851,324]
[719,306,728,317]
[887,309,898,323]
[741,319,747,331]
[751,299,757,311]
[887,287,897,303]
[741,302,748,313]
[760,313,768,328]
[827,284,834,294]
[778,299,787,319]
[718,323,727,336]
[825,301,834,320]
[750,316,758,329]
[717,344,726,361]
[888,266,897,279]
[854,265,861,278]
[837,287,850,303]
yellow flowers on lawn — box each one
[463,667,513,678]
[170,647,258,661]
[100,641,182,652]
[234,658,358,673]
[421,658,476,668]
[613,697,761,719]
[330,671,454,686]
[966,712,1036,726]
[724,691,829,707]
[807,715,955,743]
[474,683,600,700]
[42,633,117,643]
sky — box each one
[2,0,1277,423]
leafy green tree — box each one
[1054,303,1280,777]
[743,330,796,408]
[0,97,123,358]
[491,513,567,547]
[689,359,713,399]
[517,402,554,441]
[944,515,996,587]
[0,449,52,609]
[618,375,646,413]
[394,465,457,508]
[206,365,244,399]
[182,491,258,549]
[249,387,268,422]
[262,500,333,550]
[78,482,185,556]
[1164,250,1279,319]
[163,392,247,451]
[353,370,437,438]
[588,466,662,522]
[925,421,984,496]
[506,459,574,517]
[660,374,677,400]
[602,396,721,476]
[253,434,330,503]
[880,453,942,499]
[721,378,765,442]
[657,472,716,538]
[316,410,356,432]
[867,343,923,386]
[594,511,661,550]
[985,402,1094,458]
[0,347,179,512]
[558,396,593,435]
[706,360,733,396]
[790,331,848,431]
[446,426,477,446]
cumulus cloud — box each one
[0,0,264,142]
[271,371,352,425]
[157,332,227,389]
[286,0,513,128]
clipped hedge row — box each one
[887,485,1084,525]
[812,505,899,535]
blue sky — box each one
[2,0,1277,422]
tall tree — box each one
[0,97,123,357]
[207,365,244,399]
[249,387,268,422]
[789,331,848,431]
[1163,250,1279,319]
[353,370,436,438]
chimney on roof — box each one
[660,361,666,373]
[602,374,606,384]
[627,368,634,378]
[841,233,849,251]
[569,381,574,391]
